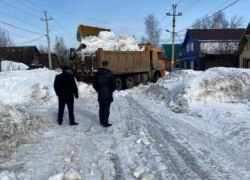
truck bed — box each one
[94,48,150,74]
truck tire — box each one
[153,72,160,83]
[115,77,123,91]
[125,76,135,89]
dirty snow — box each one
[0,67,250,179]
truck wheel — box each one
[115,78,123,91]
[125,76,135,89]
[153,72,160,83]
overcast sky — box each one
[0,0,249,49]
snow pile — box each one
[142,68,250,112]
[0,68,57,105]
[116,34,141,51]
[30,84,53,104]
[1,60,29,72]
[180,68,250,103]
[80,31,117,53]
[0,68,92,159]
[0,69,58,158]
[80,31,141,54]
[0,105,49,157]
[77,82,95,96]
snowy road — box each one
[1,92,250,180]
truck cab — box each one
[146,45,166,81]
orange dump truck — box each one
[70,25,165,90]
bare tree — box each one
[0,28,13,47]
[229,15,244,28]
[192,12,243,29]
[53,36,67,60]
[38,45,48,53]
[143,14,162,47]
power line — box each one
[0,0,41,19]
[24,0,44,11]
[181,0,201,13]
[177,0,240,33]
[0,11,43,30]
[159,15,167,26]
[0,19,45,35]
[206,0,231,16]
[15,35,45,45]
[19,0,144,32]
[50,19,75,40]
[92,0,129,19]
[16,0,42,15]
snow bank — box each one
[0,68,92,159]
[0,105,51,157]
[184,68,250,103]
[141,67,250,112]
[1,60,29,72]
[0,68,59,158]
[80,31,141,54]
[0,68,58,105]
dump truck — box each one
[69,25,166,90]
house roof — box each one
[238,23,250,53]
[0,46,39,53]
[187,28,245,41]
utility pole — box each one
[166,4,182,72]
[41,11,53,69]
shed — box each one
[0,46,39,67]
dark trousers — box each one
[99,101,111,125]
[58,97,75,124]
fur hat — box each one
[62,66,70,71]
[102,60,109,67]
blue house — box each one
[180,29,245,70]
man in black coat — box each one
[54,66,79,125]
[93,60,116,127]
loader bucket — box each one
[76,25,110,42]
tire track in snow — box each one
[111,96,168,180]
[128,96,250,180]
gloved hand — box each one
[75,94,79,99]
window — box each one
[190,43,194,51]
[247,42,250,51]
[187,43,194,53]
[157,52,163,60]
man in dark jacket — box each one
[93,60,116,127]
[54,66,79,125]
